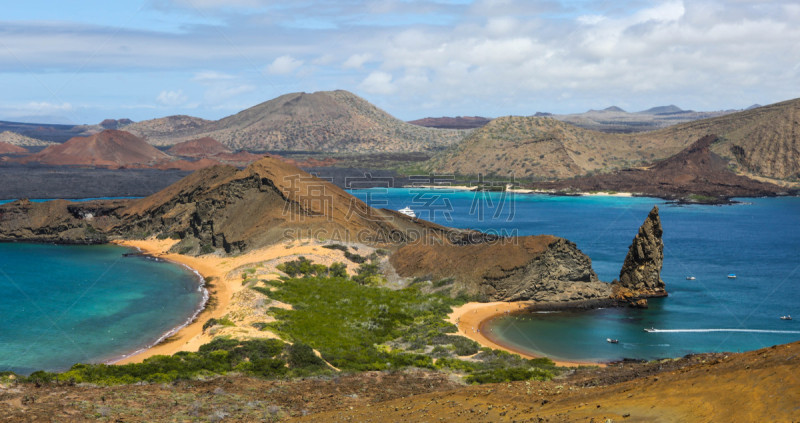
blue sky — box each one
[1,0,798,124]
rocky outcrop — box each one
[391,236,612,302]
[0,199,125,244]
[615,206,667,299]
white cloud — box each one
[156,90,188,106]
[192,71,235,82]
[359,71,397,95]
[343,53,372,69]
[25,101,74,113]
[266,55,303,75]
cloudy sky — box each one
[1,0,798,124]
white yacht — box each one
[398,206,416,218]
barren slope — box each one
[124,90,467,152]
[296,341,800,422]
[22,130,170,168]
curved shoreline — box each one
[105,248,209,365]
[110,239,234,364]
[448,301,606,368]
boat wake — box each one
[646,328,800,334]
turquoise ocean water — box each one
[0,243,204,374]
[351,189,800,362]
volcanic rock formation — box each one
[617,206,666,297]
[0,156,665,304]
[390,236,613,302]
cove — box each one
[0,243,205,374]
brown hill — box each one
[431,98,800,182]
[22,129,171,168]
[299,341,800,422]
[124,90,467,152]
[0,141,28,154]
[408,116,492,129]
[535,135,787,201]
[167,137,232,158]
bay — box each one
[351,188,800,362]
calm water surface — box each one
[352,188,800,362]
[0,243,204,374]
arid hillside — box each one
[298,341,800,422]
[432,98,800,181]
[22,130,170,168]
[534,135,788,201]
[124,90,467,152]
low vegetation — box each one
[23,338,328,385]
[256,260,560,382]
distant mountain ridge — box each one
[124,90,467,152]
[431,98,800,181]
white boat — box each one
[727,274,737,279]
[607,338,619,344]
[398,206,416,218]
[686,276,696,280]
[780,315,792,320]
[643,327,656,333]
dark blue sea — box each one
[351,188,800,362]
[0,243,204,374]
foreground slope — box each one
[125,90,467,152]
[433,98,800,181]
[296,341,800,422]
[3,341,797,421]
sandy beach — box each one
[111,238,601,368]
[448,301,604,368]
[112,238,366,364]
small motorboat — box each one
[686,276,696,280]
[607,338,619,344]
[643,327,656,333]
[727,274,737,279]
[780,315,792,320]
[397,206,416,218]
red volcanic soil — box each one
[0,142,28,155]
[22,130,170,169]
[408,116,492,129]
[167,137,232,158]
